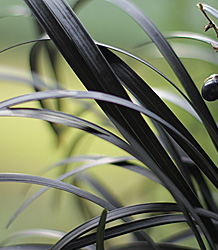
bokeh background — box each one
[1,0,218,247]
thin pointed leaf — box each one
[137,31,218,53]
[107,0,218,153]
[8,156,158,228]
[1,90,218,192]
[0,106,209,249]
[164,31,218,48]
[52,202,218,250]
[23,2,195,211]
[98,46,218,189]
[0,37,50,54]
[52,203,180,250]
[74,173,160,246]
[60,215,186,250]
[2,112,215,247]
[96,41,190,104]
[23,0,154,153]
[0,173,114,210]
[0,37,192,105]
[0,90,213,198]
[96,209,107,250]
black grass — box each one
[1,0,218,250]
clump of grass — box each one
[1,1,218,249]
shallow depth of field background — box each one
[1,0,218,246]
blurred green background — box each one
[1,0,218,247]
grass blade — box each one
[107,0,218,151]
[23,0,151,151]
[1,90,218,191]
[99,47,218,187]
[60,215,186,250]
[0,104,213,248]
[23,1,192,201]
[74,174,160,247]
[0,173,114,210]
[96,209,107,250]
[52,203,179,250]
[7,156,158,229]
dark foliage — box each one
[1,1,218,250]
